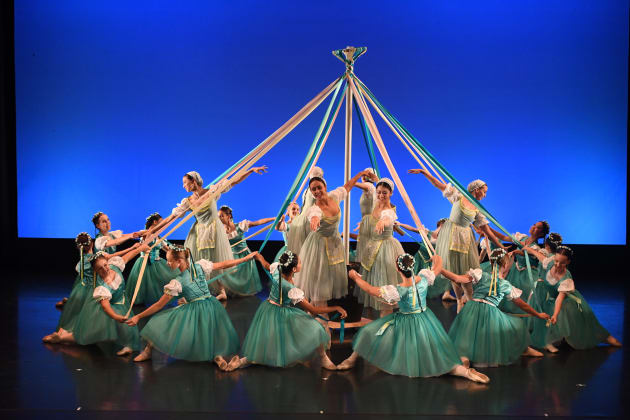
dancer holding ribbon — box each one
[92,211,142,254]
[408,169,506,313]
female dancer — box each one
[125,213,179,305]
[296,169,372,306]
[339,254,488,382]
[150,168,267,300]
[524,245,621,352]
[55,242,149,355]
[44,233,95,343]
[218,205,274,296]
[483,221,550,314]
[355,178,404,318]
[353,168,379,264]
[126,246,257,368]
[408,169,506,312]
[92,211,140,253]
[396,217,454,301]
[444,248,548,367]
[274,202,301,262]
[230,251,347,370]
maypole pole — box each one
[333,46,367,261]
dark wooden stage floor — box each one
[1,269,628,419]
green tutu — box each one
[241,301,329,367]
[73,298,140,350]
[57,275,93,333]
[354,309,461,377]
[221,222,262,296]
[141,296,239,361]
[449,301,529,366]
[125,255,179,305]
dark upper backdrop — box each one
[13,1,628,244]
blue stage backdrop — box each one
[15,1,627,244]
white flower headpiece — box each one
[396,253,415,273]
[75,232,92,245]
[186,171,203,186]
[556,245,573,256]
[467,179,486,193]
[377,177,395,192]
[489,248,508,263]
[145,212,161,222]
[547,232,563,245]
[88,251,107,262]
[279,250,297,268]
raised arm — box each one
[212,252,258,271]
[348,269,382,297]
[229,166,268,188]
[342,170,372,193]
[408,168,446,191]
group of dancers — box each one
[43,165,621,383]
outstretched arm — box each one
[348,270,381,297]
[212,252,258,271]
[230,166,268,187]
[249,217,275,228]
[408,168,446,191]
[102,232,139,248]
[480,224,507,249]
[522,246,547,262]
[99,300,126,322]
[120,243,151,265]
[342,170,372,193]
[488,226,511,243]
[512,298,550,320]
[126,294,172,326]
[439,267,473,284]
[550,292,567,324]
[395,221,421,233]
[253,252,271,271]
[298,299,347,319]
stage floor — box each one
[2,273,628,419]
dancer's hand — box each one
[138,244,151,253]
[335,307,348,319]
[431,255,442,265]
[310,216,320,232]
[354,221,361,232]
[116,315,128,323]
[348,269,359,280]
[132,230,145,239]
[550,314,558,324]
[177,297,188,305]
[374,219,386,234]
[246,251,258,261]
[365,171,378,182]
[126,315,140,326]
[251,166,268,175]
[408,168,428,175]
[537,312,550,321]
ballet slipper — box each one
[467,368,490,384]
[43,333,60,343]
[337,353,358,370]
[522,346,544,357]
[134,346,152,362]
[116,346,133,356]
[55,298,68,309]
[544,343,559,353]
[226,355,241,371]
[214,356,228,371]
[456,300,464,314]
[606,336,622,347]
[460,356,470,368]
[442,291,456,302]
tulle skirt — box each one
[498,265,535,314]
[434,220,479,295]
[297,232,347,301]
[57,276,93,333]
[353,309,462,377]
[221,250,262,296]
[73,298,140,351]
[449,301,529,366]
[355,238,404,310]
[125,258,178,305]
[241,301,329,367]
[140,297,239,361]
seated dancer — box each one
[524,245,621,352]
[339,254,488,383]
[354,177,404,318]
[408,169,506,313]
[353,168,379,264]
[44,233,95,343]
[445,248,549,367]
[54,242,149,355]
[396,217,455,301]
[126,246,257,368]
[482,221,550,314]
[296,169,372,308]
[92,211,141,254]
[149,168,267,301]
[217,205,274,296]
[229,251,347,371]
[125,213,179,305]
[273,202,301,262]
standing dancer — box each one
[218,205,274,296]
[125,213,179,305]
[296,169,371,306]
[92,212,140,253]
[524,245,621,352]
[353,168,379,264]
[43,233,95,343]
[56,243,149,355]
[444,249,548,367]
[339,254,488,383]
[274,202,301,262]
[126,246,256,368]
[231,251,347,370]
[408,169,505,312]
[151,168,267,301]
[355,178,404,318]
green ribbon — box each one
[258,78,347,252]
[353,97,380,177]
[353,76,524,248]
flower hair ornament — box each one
[186,171,204,186]
[145,212,161,222]
[467,179,486,193]
[556,245,573,257]
[377,177,395,192]
[547,232,563,245]
[88,251,107,262]
[167,243,186,253]
[396,253,415,274]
